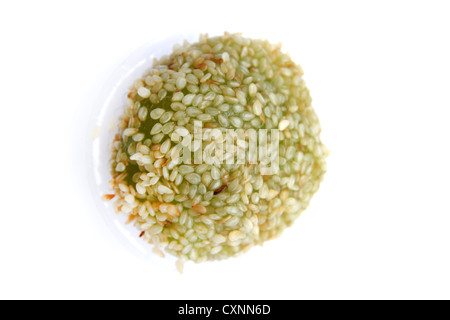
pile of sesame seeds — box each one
[106,33,327,268]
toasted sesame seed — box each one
[167,204,181,217]
[192,204,207,214]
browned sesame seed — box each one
[214,185,228,195]
[102,194,115,201]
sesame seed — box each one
[249,83,257,97]
[253,100,262,116]
[150,123,163,135]
[176,77,187,90]
[230,117,243,128]
[185,173,201,185]
[158,185,174,195]
[175,127,189,137]
[229,230,244,242]
[150,108,165,120]
[279,119,290,131]
[137,87,151,98]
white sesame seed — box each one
[149,176,160,186]
[212,234,227,244]
[149,224,163,235]
[175,127,189,137]
[115,163,125,172]
[185,173,201,185]
[211,166,221,180]
[229,230,243,242]
[123,128,139,136]
[252,99,262,116]
[279,119,290,131]
[230,117,243,128]
[150,108,165,120]
[137,87,151,98]
[158,185,174,195]
[249,83,257,97]
[160,111,174,124]
[160,139,171,154]
[150,123,163,135]
[176,77,187,90]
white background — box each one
[1,0,449,300]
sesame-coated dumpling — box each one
[107,33,327,266]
